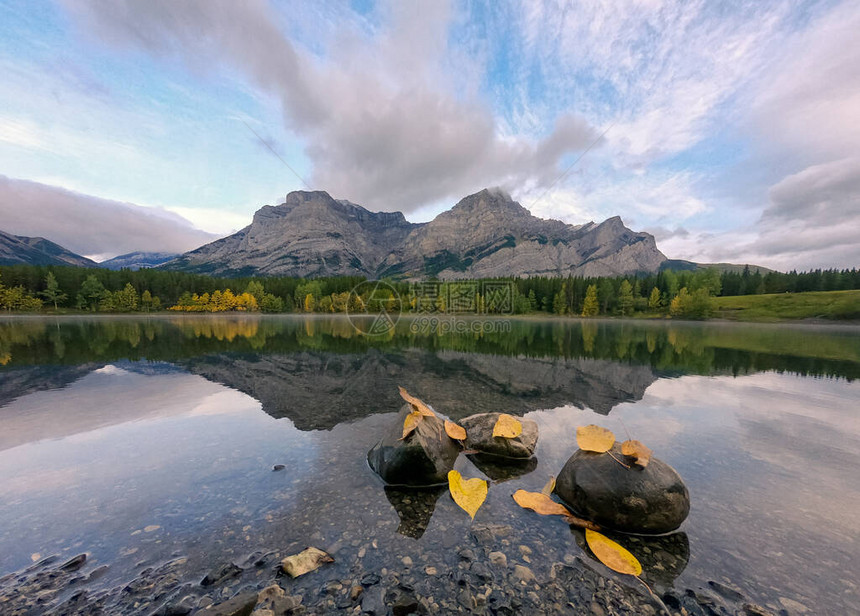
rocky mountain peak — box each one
[165,188,667,279]
[448,188,531,218]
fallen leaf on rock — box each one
[512,489,571,516]
[492,414,523,438]
[444,420,467,440]
[401,410,423,440]
[620,439,652,468]
[448,470,487,519]
[585,529,642,576]
[576,425,615,453]
[398,386,436,417]
[541,476,556,496]
[280,547,334,578]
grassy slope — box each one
[712,289,860,322]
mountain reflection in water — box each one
[1,315,857,433]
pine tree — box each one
[39,272,67,310]
[80,275,107,311]
[648,287,662,311]
[618,280,634,316]
[581,284,599,317]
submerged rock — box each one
[466,452,537,482]
[555,444,690,534]
[368,405,460,486]
[460,412,538,458]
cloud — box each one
[61,0,599,213]
[0,175,218,258]
[749,2,860,163]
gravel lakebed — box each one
[0,518,790,616]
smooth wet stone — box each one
[200,562,242,587]
[360,585,386,614]
[460,413,538,459]
[367,405,460,486]
[60,554,87,572]
[197,591,258,616]
[556,444,690,534]
[466,452,537,482]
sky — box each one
[0,0,858,268]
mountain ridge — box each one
[164,188,667,279]
[0,229,97,268]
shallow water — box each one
[0,315,858,614]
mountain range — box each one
[163,188,667,279]
[1,188,769,278]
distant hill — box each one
[661,259,775,274]
[163,189,667,279]
[99,251,179,271]
[0,229,96,267]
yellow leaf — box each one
[512,489,571,516]
[401,410,423,440]
[621,439,652,468]
[280,547,334,578]
[576,425,615,453]
[398,386,436,417]
[492,414,523,438]
[447,470,487,520]
[444,420,466,440]
[584,529,642,576]
[541,476,556,496]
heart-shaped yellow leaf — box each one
[576,425,615,453]
[512,489,571,516]
[398,386,436,417]
[621,439,652,468]
[541,476,556,496]
[401,410,422,440]
[585,529,642,576]
[492,414,523,438]
[444,420,466,440]
[447,470,487,520]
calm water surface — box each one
[0,315,858,614]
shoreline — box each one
[2,310,859,328]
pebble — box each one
[513,564,536,583]
[401,556,413,567]
[488,551,507,567]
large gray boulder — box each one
[555,444,690,534]
[460,412,538,459]
[367,405,460,486]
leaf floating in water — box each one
[576,425,615,453]
[398,386,436,417]
[584,529,642,576]
[512,489,571,516]
[541,476,556,497]
[280,547,334,578]
[401,410,423,440]
[447,470,487,520]
[492,414,523,438]
[620,439,652,468]
[444,420,467,441]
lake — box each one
[0,315,858,615]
